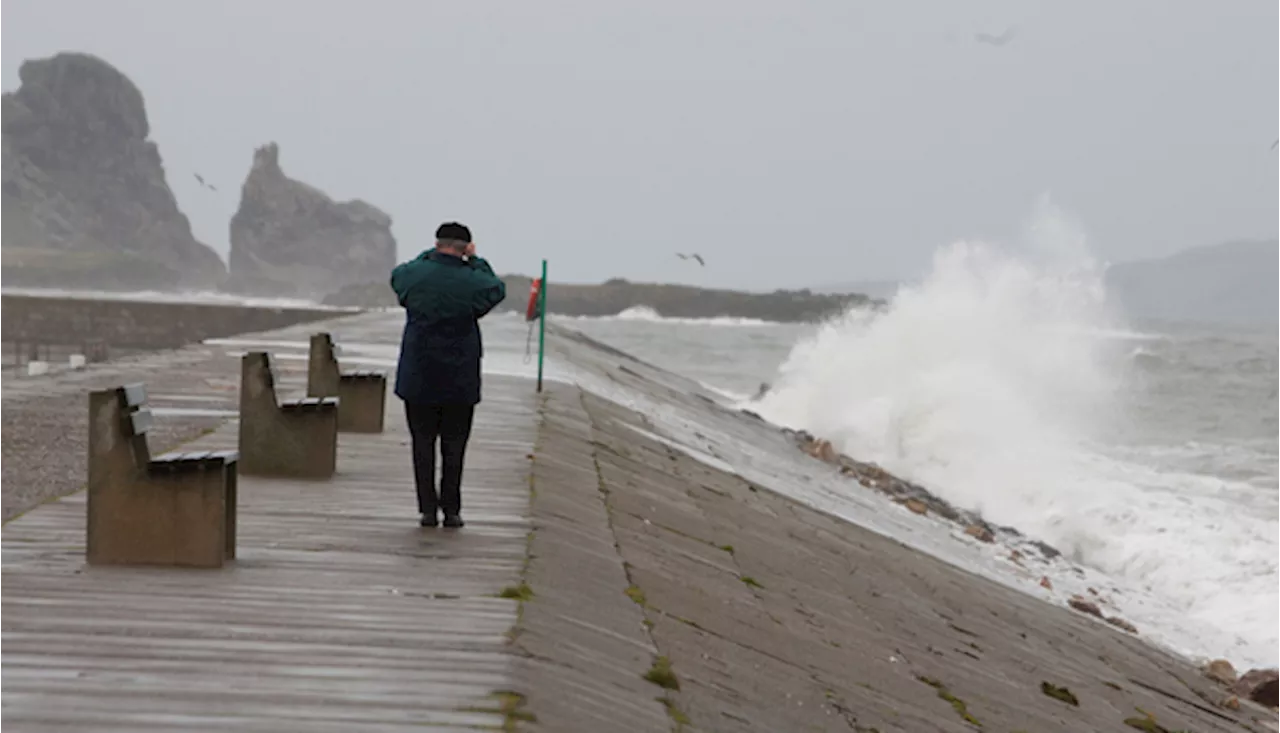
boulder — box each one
[2,53,225,290]
[1202,659,1238,686]
[1067,595,1103,618]
[1230,668,1278,708]
[1104,616,1137,634]
[964,524,995,543]
[226,143,396,297]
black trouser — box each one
[404,403,476,517]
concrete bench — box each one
[86,383,238,568]
[239,351,338,478]
[307,332,387,433]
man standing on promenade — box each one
[390,222,506,528]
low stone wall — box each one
[1,293,355,351]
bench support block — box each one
[85,387,237,568]
[240,352,338,478]
[308,333,387,434]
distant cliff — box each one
[326,274,877,322]
[1,53,226,290]
[1106,239,1278,327]
[225,143,397,298]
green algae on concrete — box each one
[1040,681,1080,706]
[658,696,691,726]
[499,582,535,601]
[460,690,538,731]
[917,676,982,727]
[1122,709,1196,733]
[485,691,538,732]
[1124,717,1166,733]
[625,584,647,606]
[643,656,681,691]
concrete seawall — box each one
[515,382,1270,732]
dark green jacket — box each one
[390,249,506,405]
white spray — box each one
[756,198,1279,667]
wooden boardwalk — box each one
[2,319,538,732]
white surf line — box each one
[622,423,738,475]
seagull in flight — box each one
[677,253,705,267]
[975,26,1017,47]
[193,173,218,192]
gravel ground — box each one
[2,392,225,521]
[1,319,344,522]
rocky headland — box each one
[1,51,864,318]
[225,143,397,298]
[1105,239,1279,327]
[327,274,878,322]
[1,53,226,291]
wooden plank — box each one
[151,450,213,464]
[2,315,537,732]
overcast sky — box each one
[3,0,1276,289]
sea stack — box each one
[226,143,397,298]
[1,52,226,290]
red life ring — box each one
[526,278,542,322]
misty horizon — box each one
[3,0,1277,290]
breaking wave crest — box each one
[566,305,781,327]
[754,201,1278,667]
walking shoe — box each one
[420,513,438,528]
[442,514,465,528]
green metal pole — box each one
[536,259,548,392]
